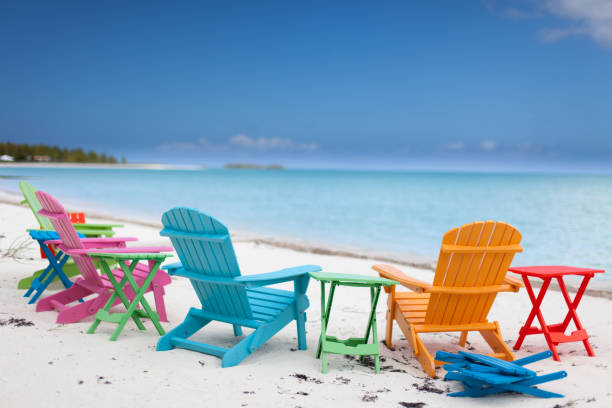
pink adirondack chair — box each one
[35,191,172,324]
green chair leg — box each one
[111,260,165,340]
[88,257,166,341]
[309,272,397,374]
[322,352,327,373]
[317,282,336,359]
[88,260,146,337]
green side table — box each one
[309,272,398,373]
[86,250,172,341]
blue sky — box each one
[1,1,611,171]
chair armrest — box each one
[235,265,322,288]
[503,275,524,291]
[160,263,320,289]
[79,237,138,244]
[163,266,245,286]
[372,264,432,293]
[44,237,138,249]
[425,284,518,295]
[162,262,183,274]
[69,246,173,256]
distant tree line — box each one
[0,142,126,164]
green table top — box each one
[88,252,172,261]
[73,223,124,228]
[309,271,398,286]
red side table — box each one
[509,265,604,361]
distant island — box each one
[224,163,284,170]
[0,142,125,164]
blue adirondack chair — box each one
[436,350,567,398]
[156,207,321,367]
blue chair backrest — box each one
[161,207,253,319]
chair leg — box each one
[24,263,51,295]
[222,335,254,368]
[29,254,73,304]
[36,281,91,312]
[296,311,307,350]
[223,303,296,367]
[459,331,468,347]
[480,322,515,361]
[321,351,327,373]
[394,312,437,377]
[20,264,78,289]
[28,274,56,304]
[57,291,112,324]
[53,254,74,289]
[294,290,308,350]
[18,268,45,290]
[157,308,211,351]
[25,265,54,301]
[233,324,243,336]
[385,309,394,348]
[153,285,168,322]
[414,332,437,378]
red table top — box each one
[509,265,605,278]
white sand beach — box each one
[1,200,611,408]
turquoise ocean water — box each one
[1,167,611,281]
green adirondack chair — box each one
[17,181,122,289]
[19,181,122,236]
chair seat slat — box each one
[160,228,229,242]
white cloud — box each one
[481,140,498,151]
[483,0,542,19]
[156,141,199,151]
[446,142,465,151]
[230,134,292,150]
[543,0,612,47]
[229,134,319,152]
[228,133,254,148]
[517,141,543,153]
[539,26,587,42]
[484,0,612,48]
[297,143,319,152]
[157,134,318,153]
[198,137,212,146]
[157,138,216,152]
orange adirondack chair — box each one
[373,221,524,378]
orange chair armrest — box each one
[503,275,524,291]
[425,284,517,295]
[372,264,431,293]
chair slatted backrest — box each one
[161,207,253,319]
[19,181,54,230]
[425,221,522,326]
[35,190,104,287]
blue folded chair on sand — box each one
[436,350,567,398]
[156,207,321,367]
